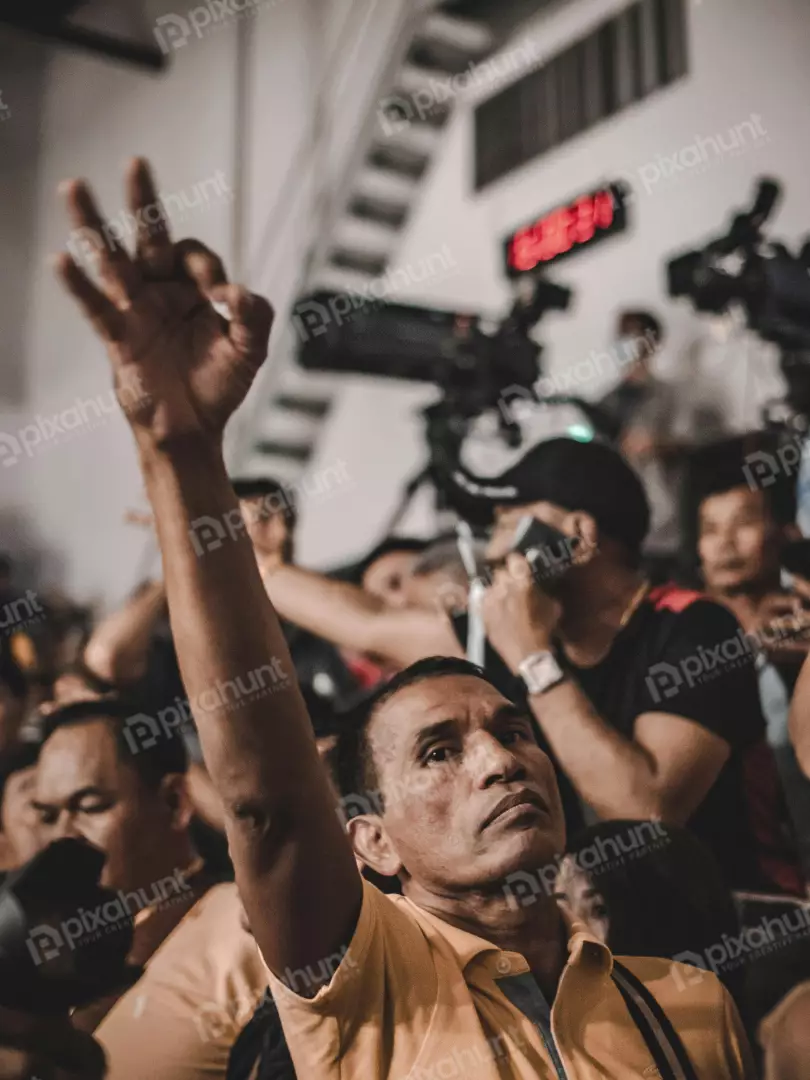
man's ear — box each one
[159,773,194,831]
[564,511,600,564]
[347,815,402,878]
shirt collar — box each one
[404,898,613,978]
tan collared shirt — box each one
[267,879,755,1079]
[96,883,267,1080]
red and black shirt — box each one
[562,584,803,896]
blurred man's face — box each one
[0,766,40,867]
[362,551,421,608]
[364,675,564,892]
[485,502,588,599]
[239,496,294,563]
[699,487,781,594]
[617,315,656,382]
[555,856,609,944]
[33,719,181,893]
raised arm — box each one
[83,579,166,685]
[261,562,462,667]
[55,159,361,980]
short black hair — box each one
[0,742,40,822]
[691,434,797,527]
[618,309,664,344]
[230,476,297,527]
[41,697,188,790]
[330,536,430,587]
[335,656,504,814]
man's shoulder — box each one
[148,882,265,982]
[615,954,726,1005]
[645,586,745,643]
[613,956,749,1070]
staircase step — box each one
[347,193,410,229]
[328,248,389,277]
[367,142,431,181]
[253,439,316,463]
[271,394,333,419]
[421,11,494,52]
[333,215,401,256]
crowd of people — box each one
[3,158,810,1079]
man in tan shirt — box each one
[32,698,266,1078]
[54,157,755,1080]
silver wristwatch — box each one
[518,650,566,696]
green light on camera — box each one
[566,425,594,443]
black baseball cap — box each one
[443,437,651,553]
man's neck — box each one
[556,563,648,668]
[404,881,567,1002]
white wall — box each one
[1,0,414,603]
[305,0,810,563]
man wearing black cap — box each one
[456,437,802,896]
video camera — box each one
[295,272,572,512]
[666,178,810,351]
[0,839,139,1014]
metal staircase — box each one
[234,0,563,487]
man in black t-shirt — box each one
[445,437,803,895]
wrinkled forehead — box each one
[36,719,122,801]
[367,674,514,770]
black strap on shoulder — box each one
[611,960,701,1080]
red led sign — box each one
[504,184,629,276]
